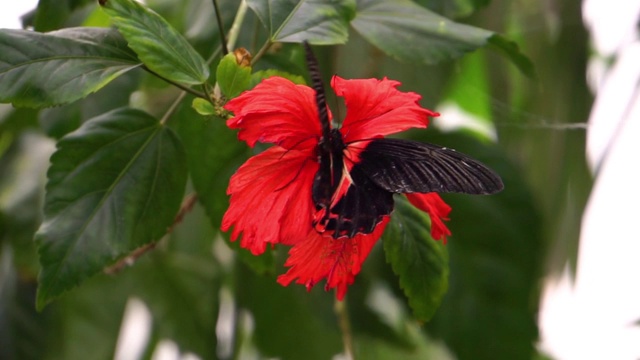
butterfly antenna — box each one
[303,41,332,142]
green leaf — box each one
[247,0,355,44]
[100,0,209,85]
[216,53,252,99]
[250,69,306,89]
[352,0,534,77]
[382,196,448,321]
[35,107,188,309]
[191,98,216,116]
[39,70,141,139]
[33,0,94,31]
[0,27,140,108]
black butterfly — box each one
[303,42,504,238]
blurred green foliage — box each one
[0,0,591,359]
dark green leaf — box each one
[0,27,140,108]
[33,0,94,31]
[352,0,489,64]
[352,0,534,77]
[39,70,141,139]
[35,107,188,309]
[382,196,448,321]
[100,0,209,85]
[247,0,354,44]
[216,53,252,99]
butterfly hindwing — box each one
[356,138,504,195]
[320,165,394,238]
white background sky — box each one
[0,2,38,29]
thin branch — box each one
[226,0,248,51]
[142,65,208,99]
[335,297,355,360]
[206,44,223,65]
[250,39,273,66]
[103,193,199,275]
[211,0,229,55]
[160,90,188,125]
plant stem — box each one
[211,0,229,55]
[226,0,248,51]
[142,65,208,99]
[103,193,198,274]
[160,90,188,125]
[250,39,272,66]
[335,297,355,360]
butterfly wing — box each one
[356,138,504,195]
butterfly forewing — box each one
[356,138,504,195]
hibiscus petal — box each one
[406,193,452,243]
[222,146,318,254]
[277,217,389,300]
[224,77,324,150]
[331,76,439,143]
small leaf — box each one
[35,107,188,309]
[100,0,209,85]
[0,27,140,108]
[191,98,216,116]
[216,53,252,99]
[383,196,448,321]
[247,0,354,44]
[352,0,534,77]
[250,69,306,89]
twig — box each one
[142,65,208,99]
[212,0,229,55]
[103,193,199,274]
[335,296,355,360]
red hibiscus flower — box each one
[221,75,454,299]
